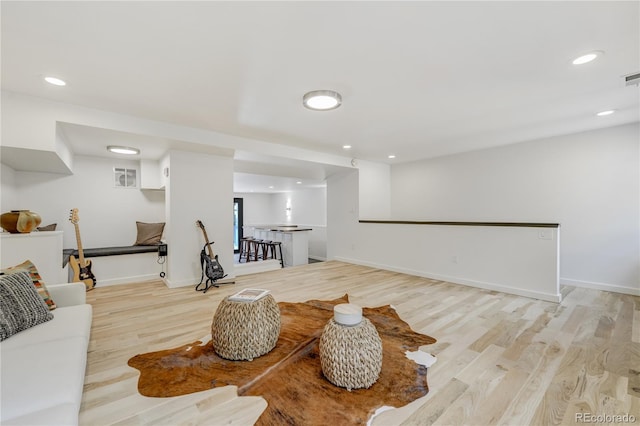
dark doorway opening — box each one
[234,198,243,254]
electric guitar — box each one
[195,220,226,292]
[68,208,96,291]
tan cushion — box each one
[134,222,165,246]
[37,223,57,231]
[1,260,56,310]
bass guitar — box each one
[68,208,96,291]
[195,220,227,292]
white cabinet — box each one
[140,159,164,190]
[252,228,311,267]
[0,231,65,283]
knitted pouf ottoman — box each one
[211,294,281,361]
[319,304,383,390]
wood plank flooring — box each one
[80,261,640,425]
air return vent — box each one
[624,72,640,86]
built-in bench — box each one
[62,245,164,286]
[62,245,160,267]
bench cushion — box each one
[63,245,159,267]
[74,245,159,257]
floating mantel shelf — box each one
[359,220,560,228]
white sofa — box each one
[0,282,92,425]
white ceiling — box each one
[1,1,639,187]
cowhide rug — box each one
[128,295,436,425]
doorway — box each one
[234,198,243,253]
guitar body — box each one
[69,255,96,291]
[201,246,225,281]
[68,208,96,291]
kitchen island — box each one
[246,225,313,267]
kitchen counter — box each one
[254,226,313,232]
[245,225,313,267]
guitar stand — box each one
[194,222,234,294]
[195,274,229,294]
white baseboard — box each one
[334,256,562,303]
[560,277,640,296]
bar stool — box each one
[238,237,254,263]
[264,241,284,268]
[259,240,272,260]
[251,239,265,261]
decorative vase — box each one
[0,210,42,233]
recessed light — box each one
[303,90,342,111]
[343,145,352,150]
[388,155,396,159]
[107,145,140,155]
[296,181,302,184]
[596,110,615,116]
[269,186,274,189]
[572,51,603,65]
[44,76,66,86]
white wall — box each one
[271,188,327,259]
[8,155,165,249]
[235,188,327,226]
[327,170,360,261]
[0,232,65,283]
[269,188,326,225]
[0,163,18,212]
[164,150,234,288]
[358,160,391,219]
[234,192,274,227]
[390,123,639,294]
[327,168,561,301]
[55,123,74,172]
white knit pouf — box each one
[319,317,383,390]
[211,294,281,361]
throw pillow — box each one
[134,221,165,246]
[1,260,56,310]
[37,223,57,231]
[0,271,54,341]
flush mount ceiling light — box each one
[596,110,616,116]
[572,51,604,65]
[303,90,342,111]
[388,154,396,159]
[44,76,66,86]
[107,145,140,155]
[342,145,352,149]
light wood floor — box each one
[80,261,640,425]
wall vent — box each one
[624,72,640,86]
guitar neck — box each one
[73,222,86,264]
[200,227,215,259]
